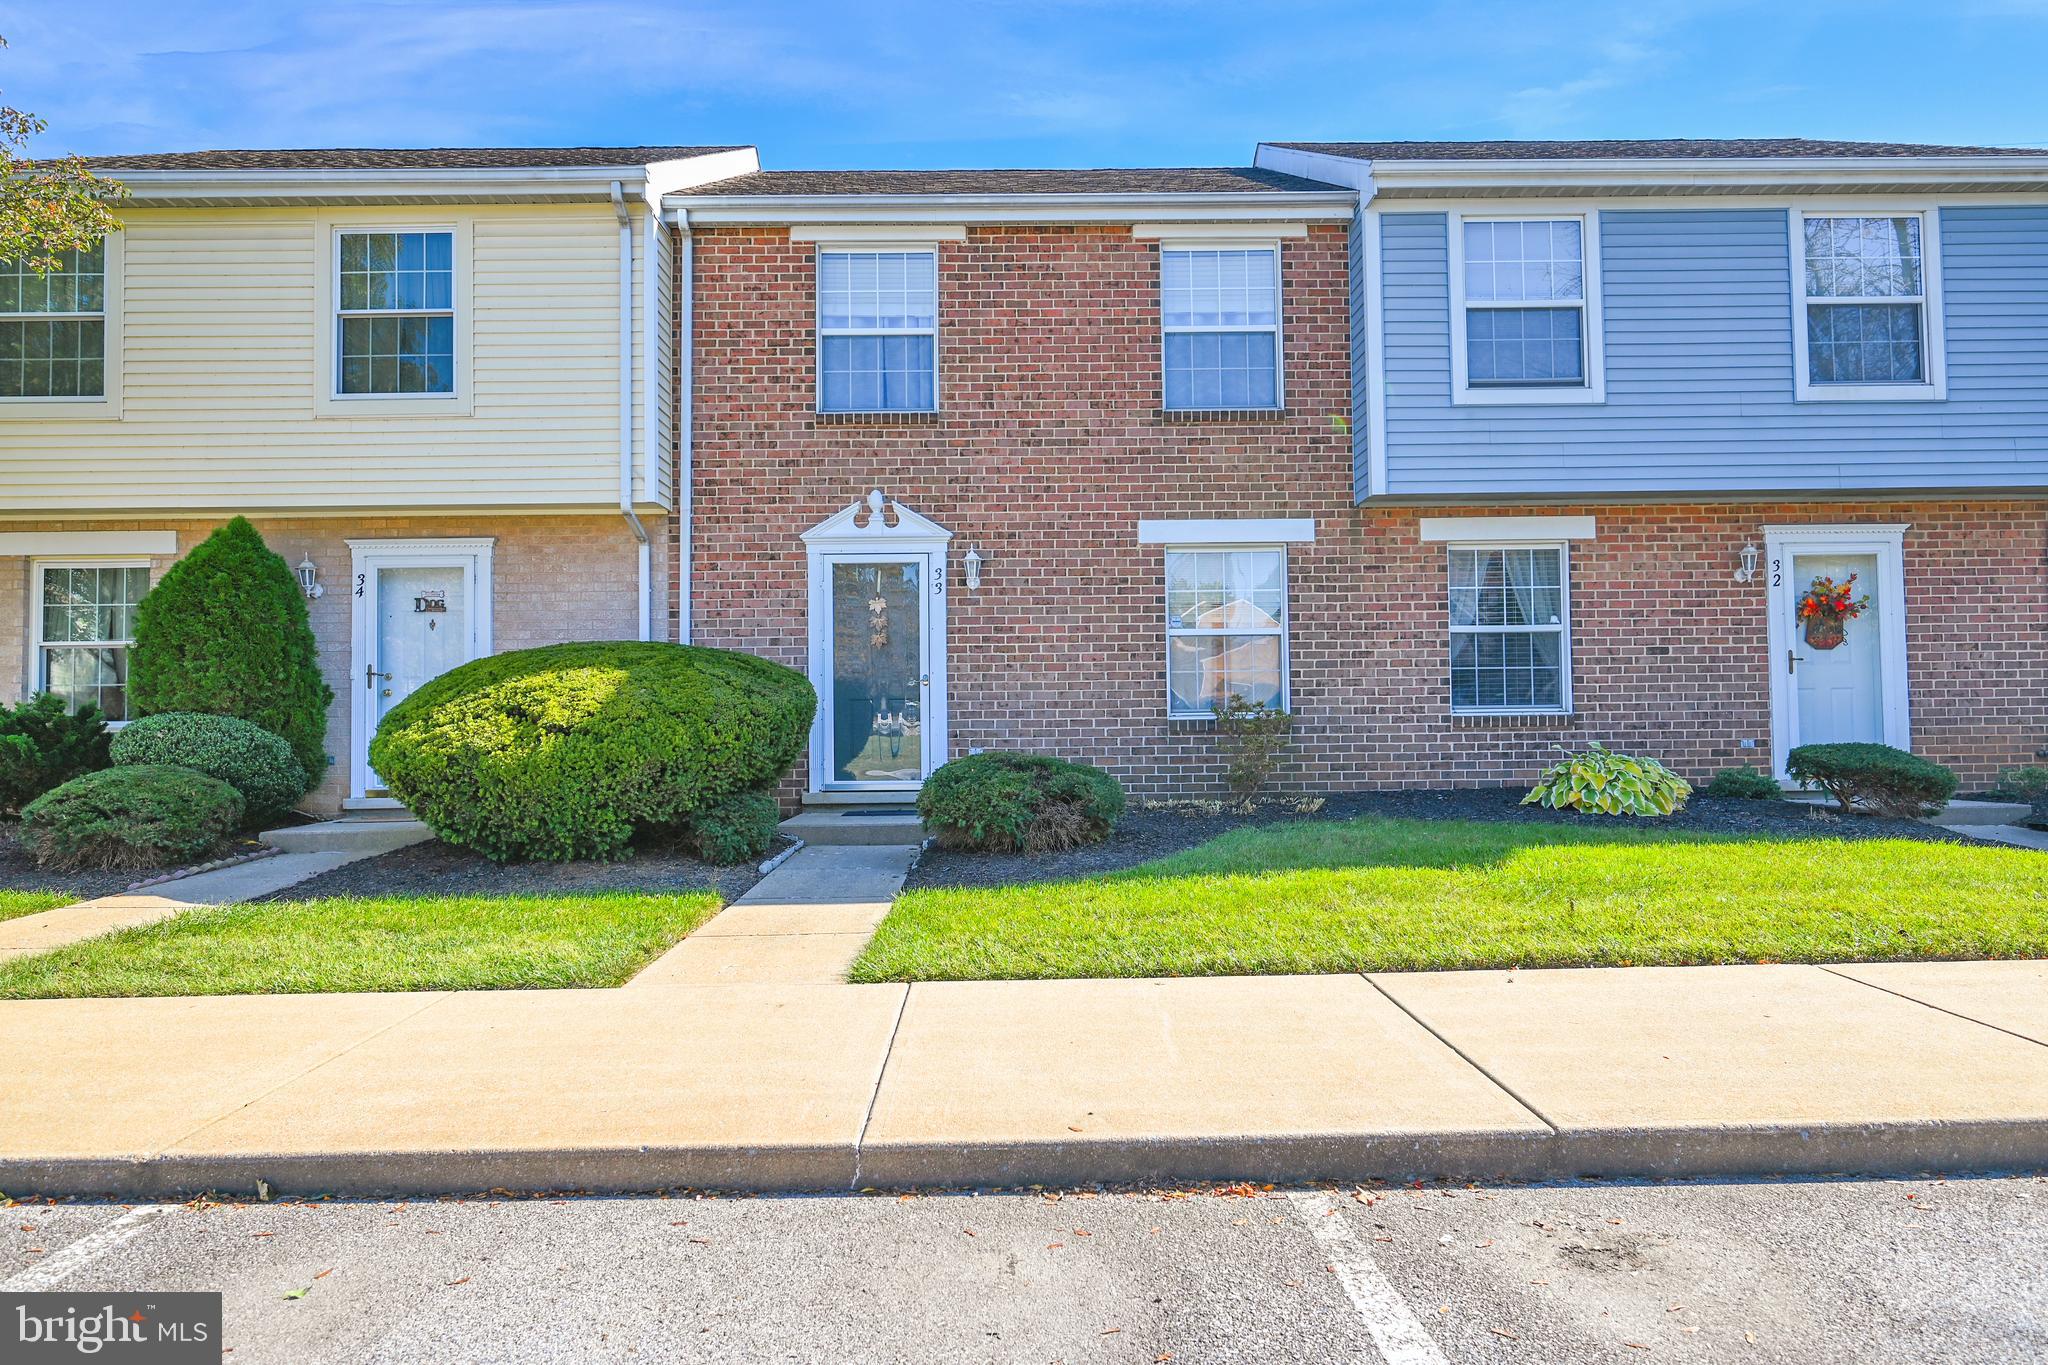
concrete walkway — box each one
[628,844,918,986]
[0,851,371,964]
[6,958,2048,1197]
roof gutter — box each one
[663,188,1356,227]
[613,180,651,643]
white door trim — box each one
[1763,523,1910,779]
[801,491,950,797]
[346,537,494,803]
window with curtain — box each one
[1800,214,1928,386]
[1165,547,1289,717]
[1460,219,1587,387]
[36,563,149,719]
[1160,247,1280,410]
[337,230,455,395]
[1448,545,1570,713]
[817,249,938,413]
[0,243,105,398]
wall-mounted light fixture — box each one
[962,545,985,591]
[1734,542,1759,584]
[297,555,324,600]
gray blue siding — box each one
[1372,205,2048,499]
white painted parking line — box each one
[2,1204,173,1292]
[1287,1190,1450,1365]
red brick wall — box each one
[680,222,2044,793]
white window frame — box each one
[1447,210,1605,406]
[1789,207,1946,402]
[330,225,458,401]
[312,218,471,417]
[1157,239,1285,412]
[1162,542,1292,721]
[0,234,123,418]
[1446,541,1574,717]
[28,558,149,723]
[814,244,941,415]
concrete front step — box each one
[779,807,925,847]
[261,818,435,855]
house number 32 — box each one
[1769,558,1782,588]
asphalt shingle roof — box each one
[1268,138,2048,161]
[687,167,1343,195]
[73,146,744,172]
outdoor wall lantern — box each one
[962,545,985,591]
[297,555,325,600]
[1734,542,1759,584]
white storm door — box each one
[349,540,492,800]
[817,553,936,791]
[1766,528,1910,779]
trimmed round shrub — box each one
[918,751,1126,853]
[128,516,334,785]
[369,642,815,862]
[110,712,309,824]
[1702,765,1781,800]
[20,765,244,871]
[681,788,782,865]
[1787,742,1958,818]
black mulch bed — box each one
[903,787,1976,892]
[253,833,793,903]
[0,825,145,902]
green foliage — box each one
[1522,742,1692,817]
[110,712,308,824]
[1989,765,2048,802]
[0,34,127,278]
[20,764,243,871]
[128,517,333,783]
[0,692,110,815]
[370,642,815,862]
[1703,765,1782,800]
[918,751,1126,853]
[681,788,782,865]
[1787,743,1958,818]
[1214,693,1294,807]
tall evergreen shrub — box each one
[128,517,332,783]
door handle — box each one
[919,675,930,687]
[1787,649,1805,674]
[365,663,392,689]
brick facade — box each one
[683,219,2045,795]
[4,514,660,812]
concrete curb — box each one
[9,1119,2048,1199]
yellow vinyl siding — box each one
[0,204,660,515]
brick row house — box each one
[3,138,2046,812]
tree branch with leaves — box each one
[0,36,124,274]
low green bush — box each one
[1702,765,1781,800]
[1787,743,1958,818]
[1989,765,2048,803]
[110,712,309,824]
[681,788,781,865]
[1523,742,1692,817]
[20,765,244,870]
[1214,693,1293,807]
[0,693,110,815]
[369,642,815,862]
[918,751,1126,852]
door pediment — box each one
[801,489,952,551]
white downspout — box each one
[612,181,652,642]
[676,209,693,644]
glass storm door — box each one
[1787,551,1885,750]
[358,561,476,796]
[826,558,928,788]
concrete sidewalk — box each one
[5,958,2048,1197]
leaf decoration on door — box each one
[1797,572,1871,651]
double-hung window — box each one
[1160,247,1280,410]
[1164,546,1289,718]
[34,562,149,720]
[1448,544,1571,714]
[1793,211,1944,400]
[0,243,105,399]
[816,249,938,413]
[337,230,455,395]
[1450,214,1603,403]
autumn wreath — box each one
[1797,572,1871,650]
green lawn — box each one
[0,892,726,998]
[849,817,2048,982]
[0,890,71,922]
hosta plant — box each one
[1523,742,1692,818]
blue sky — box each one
[8,1,2048,167]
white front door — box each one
[819,554,933,790]
[348,539,493,801]
[1766,527,1910,779]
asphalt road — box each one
[4,1174,2043,1363]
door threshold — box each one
[805,789,922,806]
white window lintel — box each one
[790,225,965,243]
[0,530,175,556]
[1139,518,1314,545]
[1420,515,1595,543]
